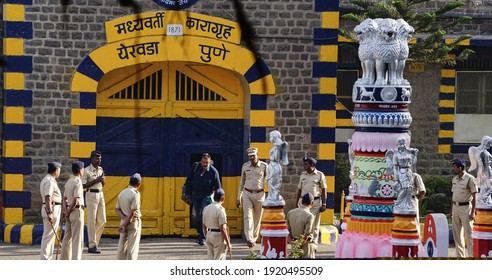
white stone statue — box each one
[385,136,419,212]
[468,135,492,207]
[264,130,289,206]
[354,18,414,86]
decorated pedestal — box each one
[260,205,288,259]
[392,212,419,257]
[472,207,492,258]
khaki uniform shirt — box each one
[40,174,61,203]
[116,186,142,219]
[64,176,84,207]
[81,164,104,191]
[452,171,478,202]
[412,173,426,197]
[203,202,227,230]
[298,169,327,197]
[237,161,268,199]
[286,206,315,239]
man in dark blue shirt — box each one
[185,153,222,245]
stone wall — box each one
[20,0,321,213]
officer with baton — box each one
[40,161,62,260]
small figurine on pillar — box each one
[468,135,492,258]
[386,137,421,257]
[260,130,289,259]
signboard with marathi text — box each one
[105,11,241,45]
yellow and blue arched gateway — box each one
[69,11,276,236]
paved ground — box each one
[0,236,336,260]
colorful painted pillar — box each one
[1,0,34,230]
[336,18,419,258]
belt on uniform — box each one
[208,229,221,232]
[89,189,101,193]
[43,202,62,206]
[314,196,320,200]
[244,188,264,194]
[453,201,470,206]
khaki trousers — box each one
[241,191,265,243]
[40,205,61,260]
[117,219,141,260]
[452,204,474,257]
[61,208,84,260]
[309,199,322,244]
[205,231,226,260]
[86,191,106,248]
[302,242,317,259]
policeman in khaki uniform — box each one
[411,173,426,236]
[40,161,62,260]
[296,157,327,244]
[115,173,143,260]
[81,150,106,254]
[203,189,232,260]
[286,193,316,259]
[236,147,268,248]
[450,158,478,258]
[61,161,85,260]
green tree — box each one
[340,0,474,65]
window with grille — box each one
[109,70,163,100]
[175,71,225,101]
[456,71,492,114]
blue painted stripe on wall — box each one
[313,62,337,78]
[32,224,44,245]
[3,191,31,208]
[5,0,33,4]
[316,160,335,176]
[336,110,352,119]
[451,145,473,153]
[0,223,4,242]
[439,107,454,114]
[79,126,97,142]
[440,122,454,130]
[10,224,22,244]
[79,92,97,109]
[3,56,33,73]
[250,127,266,142]
[3,158,32,175]
[76,56,105,82]
[326,192,335,209]
[441,78,455,86]
[250,94,267,110]
[438,138,453,144]
[311,127,336,143]
[312,94,336,110]
[315,0,339,12]
[470,39,492,47]
[3,124,32,141]
[439,93,455,100]
[4,22,33,39]
[313,28,338,45]
[244,59,271,84]
[4,90,33,107]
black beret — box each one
[303,157,317,165]
[90,150,101,157]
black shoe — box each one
[198,241,205,246]
[247,241,255,248]
[88,247,101,254]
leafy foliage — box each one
[420,175,452,216]
[341,0,474,65]
[288,236,305,259]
